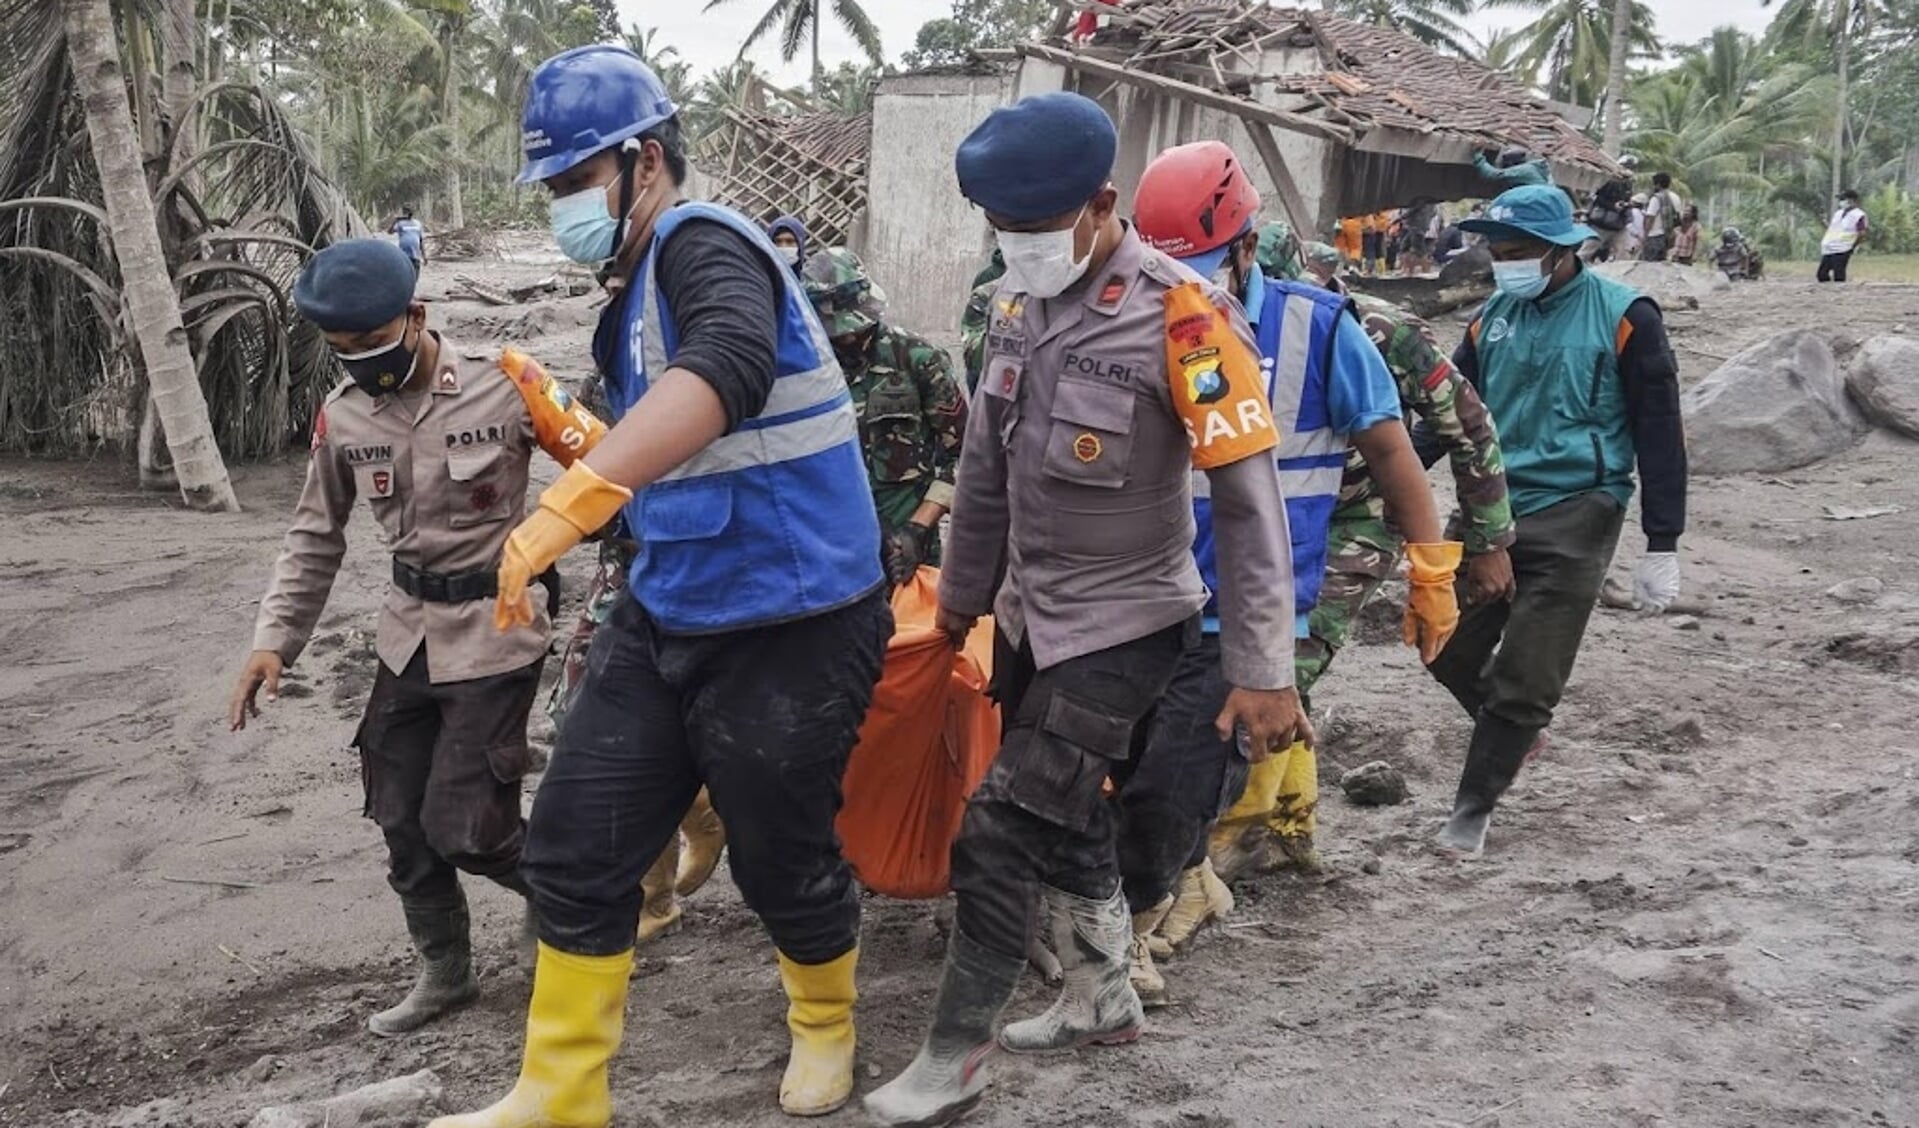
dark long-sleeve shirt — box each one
[653,217,781,430]
[1449,295,1686,552]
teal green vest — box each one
[1474,267,1644,518]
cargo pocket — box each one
[446,445,511,528]
[1007,690,1133,834]
[862,385,924,483]
[640,476,733,542]
[353,709,413,828]
[1042,378,1136,489]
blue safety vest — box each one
[1192,277,1350,636]
[593,202,883,633]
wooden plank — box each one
[1018,43,1354,145]
[1243,121,1315,239]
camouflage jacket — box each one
[844,323,968,530]
[1340,294,1516,554]
[959,277,1000,393]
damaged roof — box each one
[737,110,873,173]
[1078,1,1622,183]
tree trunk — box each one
[442,18,464,229]
[1831,6,1850,200]
[66,0,239,511]
[811,0,821,96]
[160,0,196,165]
[1600,0,1632,156]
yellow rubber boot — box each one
[1208,751,1290,881]
[776,948,858,1117]
[637,835,683,945]
[427,943,633,1128]
[1262,740,1321,872]
[675,789,726,897]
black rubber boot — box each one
[368,896,479,1036]
[863,929,1027,1127]
[1438,713,1540,857]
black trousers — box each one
[1818,251,1853,282]
[1112,634,1248,912]
[949,617,1196,959]
[355,648,545,906]
[524,589,891,959]
[1426,492,1625,733]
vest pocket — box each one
[1042,377,1136,489]
[642,476,733,542]
[861,385,924,484]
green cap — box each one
[801,247,886,337]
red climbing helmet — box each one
[1134,140,1262,260]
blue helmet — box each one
[517,45,676,184]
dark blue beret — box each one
[293,238,417,332]
[956,92,1117,223]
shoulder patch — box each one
[309,405,328,453]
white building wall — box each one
[858,71,1014,340]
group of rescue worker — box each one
[226,41,1687,1128]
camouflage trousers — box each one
[1214,506,1402,870]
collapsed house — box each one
[859,0,1624,334]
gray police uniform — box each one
[939,225,1295,958]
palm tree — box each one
[1600,0,1632,153]
[1327,0,1479,57]
[1477,27,1538,85]
[1481,0,1659,108]
[1762,0,1878,198]
[701,0,883,94]
[625,24,695,110]
[63,0,239,510]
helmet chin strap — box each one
[597,140,642,286]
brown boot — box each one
[638,834,683,945]
[1150,858,1234,958]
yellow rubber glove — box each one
[495,461,632,632]
[1402,541,1465,665]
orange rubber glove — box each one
[495,461,632,631]
[1402,542,1465,665]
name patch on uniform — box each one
[342,443,393,464]
[1061,352,1140,388]
[445,425,507,448]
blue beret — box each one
[293,239,417,332]
[956,92,1117,223]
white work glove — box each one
[1633,552,1681,614]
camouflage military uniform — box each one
[1297,293,1515,702]
[958,249,1006,392]
[803,249,969,556]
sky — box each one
[617,1,1781,91]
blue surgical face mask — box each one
[1493,251,1555,300]
[551,186,619,264]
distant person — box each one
[389,206,426,277]
[1640,173,1682,262]
[767,214,809,272]
[1819,189,1870,283]
[957,247,1006,392]
[1435,222,1468,264]
[1582,176,1633,262]
[1624,194,1647,259]
[1715,226,1761,281]
[1474,146,1552,189]
[1670,207,1701,266]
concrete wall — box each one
[858,70,1014,339]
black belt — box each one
[391,559,563,616]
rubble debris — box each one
[1339,761,1409,807]
[1682,330,1865,474]
[247,1069,443,1128]
[1824,577,1885,605]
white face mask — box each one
[779,244,801,265]
[997,206,1092,299]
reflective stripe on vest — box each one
[1190,278,1348,632]
[607,201,883,632]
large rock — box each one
[1682,330,1865,474]
[1845,334,1919,438]
[248,1070,443,1128]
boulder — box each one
[1436,242,1491,287]
[1682,330,1865,474]
[248,1070,443,1128]
[1845,334,1919,438]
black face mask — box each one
[337,325,418,396]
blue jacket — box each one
[597,202,883,633]
[1194,272,1399,636]
[1472,267,1642,518]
